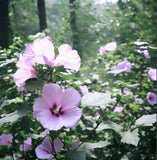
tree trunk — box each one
[69,0,81,57]
[37,0,47,31]
[0,0,9,49]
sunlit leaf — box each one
[65,150,86,160]
[0,104,32,127]
[135,114,157,126]
[120,128,140,146]
[81,92,115,107]
[96,121,123,132]
[0,97,23,109]
[108,69,125,75]
[79,141,109,150]
[28,131,47,139]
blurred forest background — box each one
[0,0,157,58]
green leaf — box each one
[28,131,47,139]
[25,79,43,91]
[79,141,109,150]
[120,129,140,146]
[0,97,23,109]
[108,69,125,75]
[81,92,115,107]
[0,104,32,127]
[96,121,123,132]
[135,114,157,126]
[65,150,86,160]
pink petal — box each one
[53,137,63,153]
[0,134,13,146]
[114,107,124,113]
[123,88,131,94]
[147,92,157,104]
[61,88,81,108]
[23,44,36,66]
[98,46,106,55]
[24,37,55,67]
[61,107,82,128]
[143,50,150,59]
[94,112,100,120]
[54,44,81,71]
[58,44,72,53]
[125,62,131,72]
[37,110,63,130]
[80,85,89,95]
[20,144,31,151]
[116,61,131,72]
[35,137,53,159]
[33,97,50,115]
[13,67,36,91]
[20,138,32,151]
[100,105,107,109]
[23,137,32,145]
[71,140,80,150]
[105,41,117,52]
[42,83,63,107]
[148,69,157,81]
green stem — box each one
[108,142,122,160]
[79,97,121,147]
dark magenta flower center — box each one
[50,104,63,117]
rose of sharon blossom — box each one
[0,134,13,146]
[116,61,131,72]
[20,138,32,151]
[13,54,36,91]
[54,44,81,71]
[23,37,81,71]
[148,69,157,81]
[105,41,117,52]
[23,36,55,67]
[33,83,82,130]
[143,50,150,59]
[80,85,89,95]
[35,137,63,159]
[119,88,132,95]
[147,92,157,105]
[98,46,106,55]
[98,41,117,55]
[114,107,124,113]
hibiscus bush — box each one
[0,34,156,160]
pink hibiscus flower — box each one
[0,134,13,146]
[53,44,81,71]
[98,41,117,55]
[23,37,81,71]
[105,41,117,52]
[114,107,124,113]
[33,83,82,130]
[147,92,157,105]
[20,138,32,151]
[119,88,132,95]
[13,54,36,91]
[148,69,157,81]
[23,36,55,67]
[79,85,89,95]
[143,50,150,59]
[35,137,63,159]
[116,60,131,72]
[98,46,107,55]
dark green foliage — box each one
[0,0,156,159]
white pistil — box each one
[53,104,62,115]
